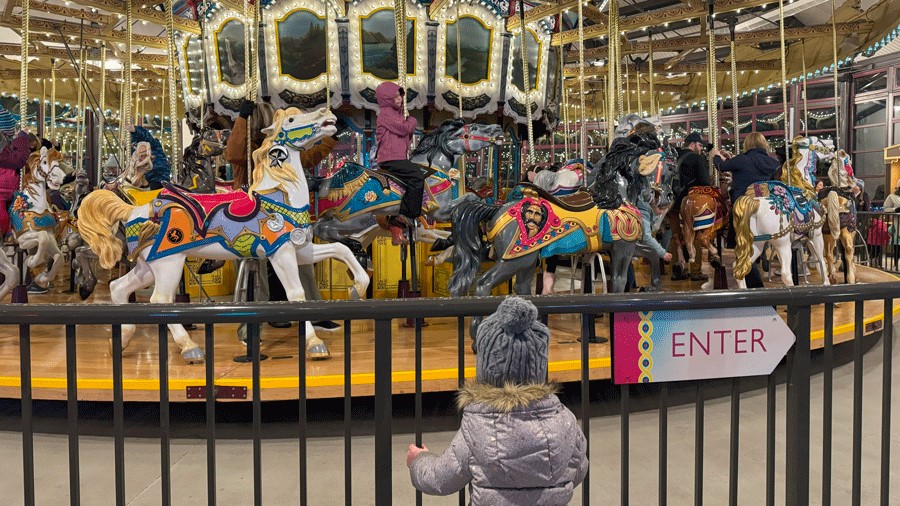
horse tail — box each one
[78,190,135,270]
[824,190,841,240]
[447,198,500,296]
[732,195,760,280]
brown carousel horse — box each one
[668,173,732,287]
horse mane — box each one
[249,108,303,193]
[21,151,40,190]
[411,119,465,166]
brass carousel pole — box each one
[394,0,408,118]
[706,3,719,186]
[124,0,133,167]
[518,0,535,165]
[577,0,586,163]
[99,43,106,162]
[19,0,28,131]
[778,0,790,185]
[801,40,808,135]
[166,0,180,172]
[455,0,464,118]
[648,29,655,116]
[831,0,841,151]
[729,22,739,150]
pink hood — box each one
[376,82,403,111]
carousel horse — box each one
[78,107,370,362]
[732,136,831,288]
[314,119,504,249]
[818,149,858,284]
[176,128,231,193]
[7,147,68,290]
[668,174,732,285]
[101,142,153,193]
[447,129,673,337]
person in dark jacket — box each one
[675,132,711,205]
[672,132,711,281]
[127,125,170,190]
[711,132,780,204]
[375,81,423,244]
[711,132,780,288]
[408,297,588,505]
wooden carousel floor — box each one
[0,255,896,402]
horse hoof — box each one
[307,343,330,360]
[78,285,94,301]
[182,347,205,363]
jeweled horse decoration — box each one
[314,120,504,247]
[733,137,831,288]
[78,107,370,362]
[8,147,68,290]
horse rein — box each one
[460,124,499,152]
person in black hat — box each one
[672,132,711,281]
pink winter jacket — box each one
[375,82,417,164]
[0,131,30,200]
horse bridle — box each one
[459,124,499,152]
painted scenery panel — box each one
[361,10,414,80]
[216,19,246,86]
[277,10,327,81]
[184,35,204,94]
[511,31,540,92]
[445,17,491,85]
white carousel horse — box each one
[78,107,370,362]
[732,136,831,288]
[7,147,68,290]
[100,142,153,192]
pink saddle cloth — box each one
[160,188,258,218]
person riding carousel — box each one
[375,81,425,245]
[0,108,31,238]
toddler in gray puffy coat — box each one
[407,297,589,505]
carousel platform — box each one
[0,253,896,403]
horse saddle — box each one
[514,182,596,212]
[159,182,260,231]
[751,181,819,218]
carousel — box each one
[0,0,898,401]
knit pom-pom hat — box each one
[0,109,15,137]
[475,297,550,387]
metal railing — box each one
[857,211,900,273]
[0,282,897,505]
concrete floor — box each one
[0,322,897,505]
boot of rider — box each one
[688,251,708,282]
[541,272,556,295]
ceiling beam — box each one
[5,15,169,49]
[55,0,201,35]
[567,20,872,61]
[553,0,774,46]
[563,58,781,78]
[507,0,582,31]
[0,67,162,81]
[19,0,111,24]
[566,82,685,94]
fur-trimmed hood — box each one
[457,382,559,413]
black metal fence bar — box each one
[204,323,216,506]
[343,321,352,506]
[414,316,423,506]
[729,378,740,506]
[19,324,34,506]
[855,212,900,273]
[852,301,864,506]
[456,315,466,506]
[373,319,392,506]
[250,321,262,506]
[694,382,704,506]
[580,310,591,506]
[823,303,834,506]
[159,324,171,506]
[785,305,812,506]
[4,283,900,505]
[111,324,125,506]
[766,374,776,506]
[881,298,893,505]
[65,324,80,506]
[298,321,308,506]
[659,384,668,506]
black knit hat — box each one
[475,297,550,387]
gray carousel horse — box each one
[313,119,504,251]
[446,118,675,338]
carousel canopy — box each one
[0,0,896,127]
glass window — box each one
[757,88,790,105]
[721,115,753,135]
[671,104,689,115]
[803,107,836,131]
[448,16,493,86]
[852,151,887,178]
[893,123,900,145]
[853,71,887,95]
[894,95,900,119]
[756,112,785,132]
[854,125,886,152]
[803,82,835,100]
[722,96,754,109]
[690,120,708,134]
[854,100,886,126]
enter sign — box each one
[612,307,796,384]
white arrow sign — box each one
[613,307,796,384]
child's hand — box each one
[407,443,429,467]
